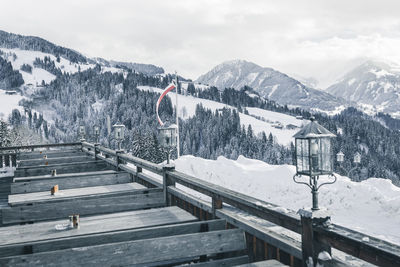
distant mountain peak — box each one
[197,59,344,111]
[327,59,400,115]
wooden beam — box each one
[0,219,219,257]
[18,156,93,168]
[11,172,130,194]
[8,183,146,206]
[2,190,164,224]
[0,229,247,266]
[14,161,111,177]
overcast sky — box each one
[1,0,400,88]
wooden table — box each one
[0,206,198,257]
[8,183,146,206]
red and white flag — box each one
[156,82,176,126]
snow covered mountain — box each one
[0,30,164,78]
[326,60,400,117]
[196,60,345,111]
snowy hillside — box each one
[139,86,302,145]
[171,155,400,246]
[196,59,345,111]
[0,48,95,86]
[327,60,400,117]
[0,90,24,120]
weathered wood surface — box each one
[14,161,111,177]
[11,171,130,194]
[0,229,246,267]
[18,155,93,168]
[9,182,146,206]
[0,218,220,258]
[2,189,164,224]
[17,149,84,160]
[13,170,117,183]
[0,206,200,257]
[177,256,250,266]
[236,260,287,266]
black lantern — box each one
[293,117,337,211]
[113,124,125,150]
[158,124,177,164]
[93,125,100,144]
[78,125,86,142]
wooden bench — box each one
[17,155,95,168]
[17,149,85,160]
[0,228,247,266]
[2,184,164,224]
[14,161,111,177]
[0,206,199,258]
[11,171,130,194]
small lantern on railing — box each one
[113,123,125,150]
[353,152,361,164]
[158,124,178,164]
[293,116,337,211]
[336,151,344,163]
[93,125,100,144]
[78,125,86,142]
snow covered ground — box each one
[168,155,400,246]
[0,48,95,85]
[0,90,25,121]
[138,86,300,145]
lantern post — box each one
[158,124,178,165]
[112,124,125,151]
[93,125,100,144]
[78,125,86,142]
[293,117,337,211]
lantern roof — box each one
[112,123,125,128]
[293,117,336,139]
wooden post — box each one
[94,144,99,160]
[0,155,3,168]
[115,150,123,171]
[163,165,175,206]
[299,209,331,267]
[11,154,16,167]
[211,195,222,219]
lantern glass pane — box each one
[296,139,309,174]
[320,138,332,173]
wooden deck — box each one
[0,146,287,266]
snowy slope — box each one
[172,155,400,245]
[0,48,95,85]
[138,86,300,145]
[0,90,25,120]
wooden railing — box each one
[3,141,399,266]
[78,141,400,267]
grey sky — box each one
[1,0,400,88]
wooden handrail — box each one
[78,142,400,266]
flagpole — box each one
[175,72,180,158]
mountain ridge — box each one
[196,59,346,111]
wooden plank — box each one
[17,150,83,160]
[2,190,164,224]
[14,161,111,177]
[0,218,221,258]
[0,229,247,266]
[18,156,93,168]
[9,182,145,206]
[13,170,117,183]
[315,224,400,267]
[178,255,249,266]
[11,172,130,194]
[235,259,287,266]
